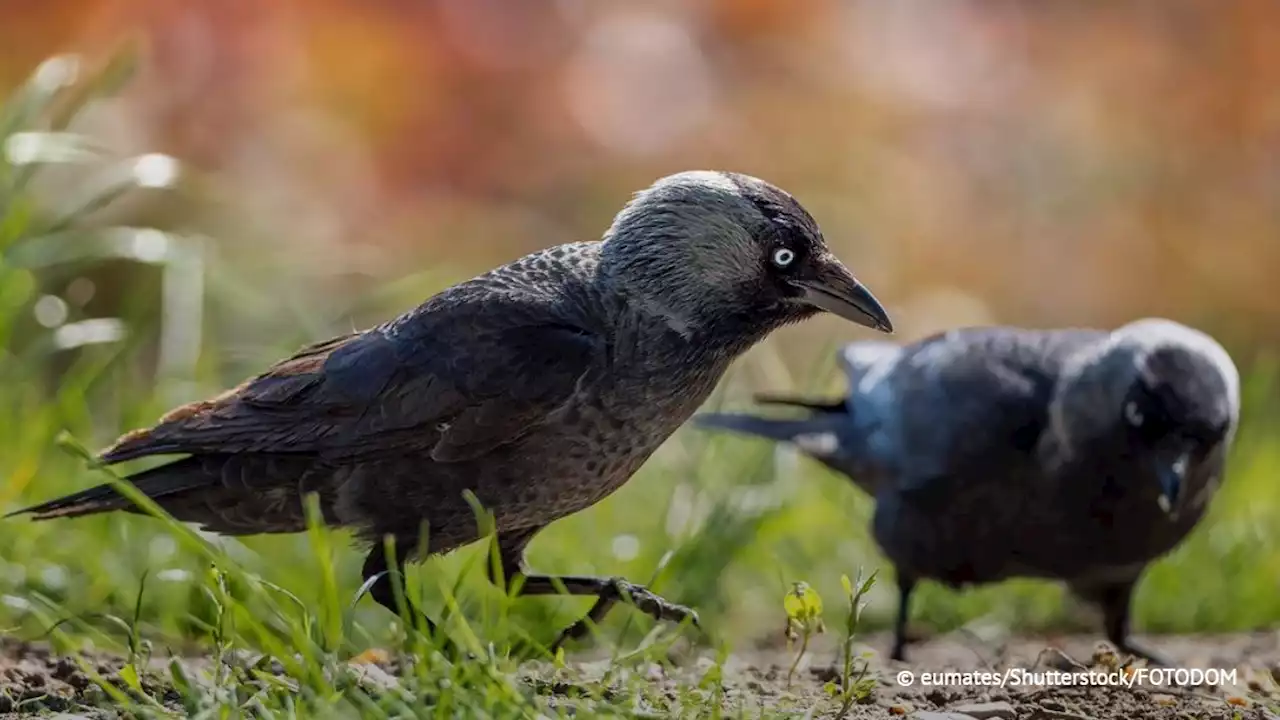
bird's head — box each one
[1051,319,1239,516]
[599,171,893,343]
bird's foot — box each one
[549,577,700,652]
[599,577,701,627]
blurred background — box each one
[1,0,1278,655]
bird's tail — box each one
[694,409,879,493]
[750,392,847,414]
[6,457,212,521]
[693,406,849,461]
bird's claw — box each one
[549,577,700,652]
[609,578,700,626]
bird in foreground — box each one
[694,318,1239,664]
[9,170,894,651]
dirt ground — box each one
[708,631,1280,718]
[2,632,1279,718]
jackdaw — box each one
[10,170,894,650]
[694,318,1238,663]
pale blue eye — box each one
[772,248,795,268]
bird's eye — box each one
[771,247,796,269]
[1124,401,1144,427]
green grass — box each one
[1,49,1279,717]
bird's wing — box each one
[100,298,605,465]
[876,328,1103,495]
[837,340,902,381]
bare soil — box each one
[703,631,1280,718]
[1,632,1278,718]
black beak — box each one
[796,258,894,334]
[1155,449,1192,516]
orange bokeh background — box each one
[5,0,1280,365]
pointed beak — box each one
[796,258,894,334]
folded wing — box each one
[101,301,605,466]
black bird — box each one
[694,319,1239,663]
[10,170,893,651]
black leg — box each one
[486,525,699,650]
[1095,579,1168,666]
[487,525,542,590]
[515,574,701,651]
[890,573,916,662]
[361,538,438,635]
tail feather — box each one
[693,412,847,458]
[694,411,879,493]
[751,393,846,414]
[6,457,213,521]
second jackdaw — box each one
[9,170,893,651]
[695,318,1239,663]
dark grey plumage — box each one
[695,318,1239,663]
[9,170,894,651]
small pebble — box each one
[926,689,954,706]
[51,658,78,681]
[66,672,90,691]
[946,701,1015,720]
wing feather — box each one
[99,300,604,465]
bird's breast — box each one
[449,325,741,530]
[513,349,731,510]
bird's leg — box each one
[486,525,542,591]
[361,539,439,636]
[362,540,480,661]
[1096,579,1169,666]
[516,574,701,651]
[890,573,916,661]
[487,526,698,651]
